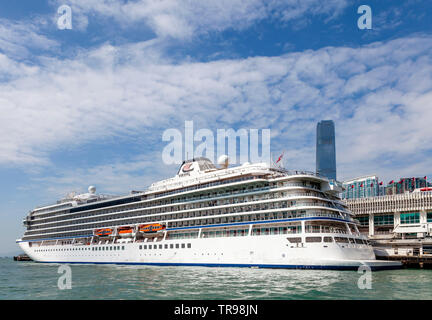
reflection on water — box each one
[1,258,432,299]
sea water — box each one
[1,258,431,299]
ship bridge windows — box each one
[305,237,322,243]
[334,237,349,243]
[287,237,302,243]
[323,236,333,243]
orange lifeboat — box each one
[138,223,166,233]
[117,226,134,237]
[94,228,113,237]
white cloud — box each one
[0,19,59,59]
[55,0,348,38]
[1,29,432,190]
[31,153,175,197]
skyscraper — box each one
[316,120,336,180]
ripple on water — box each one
[1,258,432,299]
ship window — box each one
[287,237,302,243]
[159,245,162,249]
[176,244,179,249]
[306,237,322,243]
[324,237,333,243]
[143,245,147,249]
[170,244,174,249]
[139,245,142,250]
[187,243,191,248]
[164,244,168,249]
[148,245,152,249]
[181,243,185,248]
[335,237,349,243]
[122,246,125,250]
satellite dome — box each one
[217,155,229,168]
[88,186,96,194]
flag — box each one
[351,185,354,189]
[389,180,394,184]
[370,183,374,187]
[379,182,383,185]
[425,176,427,180]
[275,152,284,164]
[360,183,363,187]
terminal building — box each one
[345,189,432,258]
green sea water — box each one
[1,257,431,299]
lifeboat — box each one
[117,226,135,238]
[94,228,113,237]
[138,223,166,233]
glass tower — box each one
[316,120,336,180]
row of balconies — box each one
[27,185,334,230]
[25,195,343,235]
[22,206,350,240]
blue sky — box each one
[1,0,432,255]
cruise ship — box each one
[16,157,401,270]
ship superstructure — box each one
[16,157,401,270]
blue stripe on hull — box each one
[35,260,401,271]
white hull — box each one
[19,234,401,270]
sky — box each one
[1,0,432,255]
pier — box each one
[371,238,432,268]
[377,255,432,268]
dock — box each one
[377,255,432,268]
[372,238,432,268]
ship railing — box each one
[165,185,322,206]
[151,175,260,198]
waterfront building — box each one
[345,189,432,257]
[385,177,429,195]
[341,175,381,200]
[316,120,336,181]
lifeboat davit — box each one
[138,223,166,233]
[117,226,135,238]
[94,228,113,237]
